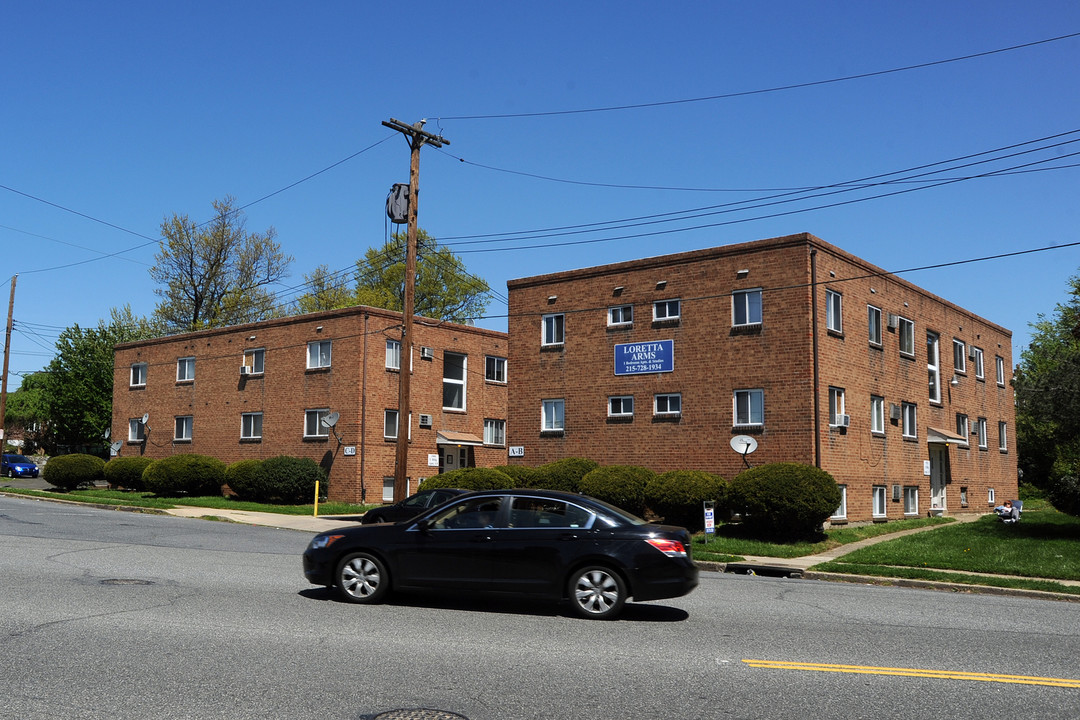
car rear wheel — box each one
[364,513,385,524]
[335,552,389,604]
[568,565,626,620]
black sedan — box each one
[303,489,698,619]
[359,487,468,524]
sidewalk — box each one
[162,505,363,533]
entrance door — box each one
[439,445,470,473]
[928,444,949,512]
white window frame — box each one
[243,348,265,374]
[976,417,988,449]
[898,317,915,357]
[542,399,565,432]
[988,488,996,504]
[826,289,842,333]
[972,346,985,380]
[653,299,680,322]
[483,418,506,446]
[307,340,332,369]
[956,413,969,438]
[173,415,193,441]
[903,487,919,516]
[953,339,966,374]
[608,305,633,326]
[485,355,507,384]
[999,421,1008,451]
[927,331,941,404]
[654,393,682,416]
[305,409,331,438]
[542,313,564,346]
[733,389,764,426]
[996,356,1005,386]
[383,476,396,503]
[868,305,882,346]
[871,395,885,434]
[732,288,762,327]
[176,357,195,382]
[384,409,399,440]
[443,352,467,411]
[608,396,634,417]
[241,412,263,440]
[385,339,401,370]
[828,387,846,426]
[872,486,887,518]
[128,418,145,442]
[130,363,147,388]
[831,485,848,520]
[902,402,917,439]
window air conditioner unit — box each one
[969,346,977,359]
[892,484,901,501]
[418,414,433,428]
[240,366,249,375]
[836,414,850,428]
[420,347,434,360]
[886,314,899,330]
[890,404,902,421]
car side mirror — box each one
[416,519,431,534]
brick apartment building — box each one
[111,305,508,504]
[506,233,1016,523]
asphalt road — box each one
[2,495,1078,720]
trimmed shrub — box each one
[533,457,599,493]
[251,456,325,504]
[142,454,226,497]
[646,470,726,531]
[103,456,154,491]
[421,467,514,491]
[579,465,655,516]
[495,465,541,488]
[728,462,842,540]
[43,453,105,491]
[1048,474,1080,517]
[225,459,265,501]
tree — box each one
[4,372,49,453]
[296,230,490,323]
[150,196,292,332]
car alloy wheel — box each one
[335,552,389,604]
[569,565,626,620]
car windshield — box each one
[6,455,30,463]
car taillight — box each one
[645,538,687,557]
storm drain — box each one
[364,710,468,720]
[99,579,155,586]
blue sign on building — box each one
[614,340,674,376]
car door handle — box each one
[473,535,494,543]
[559,533,578,541]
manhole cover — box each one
[369,710,468,720]
[100,579,155,586]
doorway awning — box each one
[927,426,969,448]
[436,431,483,446]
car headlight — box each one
[309,534,343,550]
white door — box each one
[929,444,948,511]
[439,446,468,473]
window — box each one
[608,396,634,417]
[998,421,1008,452]
[898,317,915,356]
[960,487,969,507]
[443,352,466,410]
[734,389,763,426]
[996,356,1005,386]
[509,496,592,529]
[382,476,396,503]
[608,305,633,326]
[653,299,680,321]
[485,356,507,383]
[872,486,887,518]
[241,412,263,440]
[176,357,195,382]
[953,339,966,374]
[826,290,842,333]
[903,487,919,516]
[307,340,332,369]
[174,416,193,441]
[988,488,996,505]
[831,485,848,520]
[828,387,846,426]
[130,363,147,387]
[871,395,885,434]
[243,348,265,374]
[956,413,969,438]
[128,418,145,442]
[972,346,984,379]
[654,393,682,416]
[733,289,762,326]
[384,410,399,440]
[385,339,401,370]
[868,305,882,346]
[484,419,506,446]
[927,331,940,403]
[542,399,565,432]
[976,417,988,449]
[902,402,917,438]
[542,313,564,346]
[305,409,331,438]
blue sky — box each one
[3,1,1079,381]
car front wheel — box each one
[335,552,389,604]
[568,565,626,620]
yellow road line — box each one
[742,660,1080,688]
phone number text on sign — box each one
[614,339,674,376]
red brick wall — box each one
[112,306,508,504]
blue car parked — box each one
[2,454,39,478]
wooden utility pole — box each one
[0,275,17,449]
[381,119,449,502]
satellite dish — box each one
[110,441,122,453]
[729,435,758,455]
[103,428,111,439]
[141,413,150,425]
[321,411,340,429]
